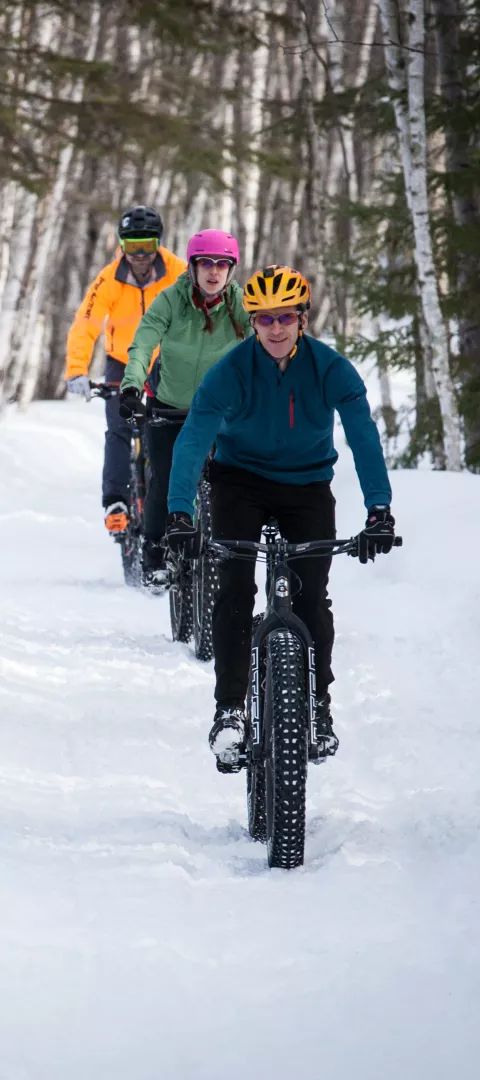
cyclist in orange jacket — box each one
[64,206,186,533]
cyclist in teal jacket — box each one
[165,265,396,766]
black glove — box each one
[358,506,395,564]
[119,387,146,421]
[164,512,201,558]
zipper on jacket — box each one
[141,291,145,315]
[289,390,295,429]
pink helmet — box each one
[187,229,240,264]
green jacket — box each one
[121,272,252,408]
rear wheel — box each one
[246,615,267,842]
[264,629,308,869]
[169,559,193,643]
[192,479,219,661]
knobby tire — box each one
[246,614,267,842]
[120,440,145,588]
[169,561,193,643]
[264,629,308,869]
[192,480,219,662]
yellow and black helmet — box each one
[243,264,311,312]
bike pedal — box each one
[308,750,327,766]
[215,749,246,774]
[308,737,339,763]
[141,569,169,593]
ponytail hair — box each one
[224,288,246,340]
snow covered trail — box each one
[1,401,479,1080]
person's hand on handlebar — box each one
[165,512,201,558]
[66,375,91,401]
[119,387,146,420]
[358,506,396,564]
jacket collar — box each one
[114,250,167,286]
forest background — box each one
[0,0,479,472]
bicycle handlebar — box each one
[89,380,120,399]
[147,407,189,424]
[88,384,187,425]
[208,535,403,560]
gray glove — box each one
[67,375,91,401]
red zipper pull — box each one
[289,390,295,428]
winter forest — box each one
[1,0,479,470]
[2,3,480,1078]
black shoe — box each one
[209,705,246,773]
[309,692,339,761]
[142,540,168,590]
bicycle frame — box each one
[252,557,318,759]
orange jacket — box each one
[65,247,186,379]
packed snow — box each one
[1,399,479,1080]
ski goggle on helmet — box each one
[243,265,311,314]
[187,229,240,287]
[120,236,159,255]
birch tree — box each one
[379,0,462,469]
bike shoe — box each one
[209,706,246,765]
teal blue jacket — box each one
[168,334,392,515]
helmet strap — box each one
[288,314,305,358]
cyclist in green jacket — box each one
[119,229,251,587]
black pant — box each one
[209,463,336,706]
[143,406,184,542]
[102,357,131,505]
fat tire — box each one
[264,629,308,869]
[246,614,267,842]
[120,526,142,587]
[120,440,145,588]
[192,480,219,661]
[169,562,193,643]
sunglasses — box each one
[120,236,159,255]
[195,257,233,271]
[254,311,299,327]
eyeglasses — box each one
[195,257,234,271]
[120,237,159,255]
[253,311,299,327]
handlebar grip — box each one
[393,536,403,547]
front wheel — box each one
[246,614,267,842]
[120,526,142,587]
[120,435,145,588]
[169,558,193,643]
[264,629,308,869]
[192,479,219,661]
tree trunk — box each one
[14,5,102,407]
[379,0,463,470]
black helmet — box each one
[117,205,163,240]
